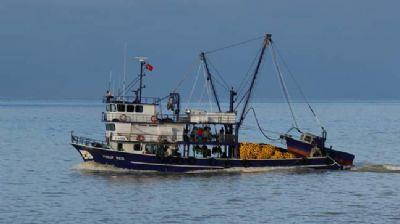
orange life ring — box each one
[137,135,145,141]
[151,115,157,123]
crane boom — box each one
[200,52,222,112]
[237,34,272,130]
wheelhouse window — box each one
[106,123,115,131]
[106,104,112,112]
[134,144,141,151]
[145,144,157,154]
[135,105,143,113]
[304,136,312,143]
[111,104,117,112]
[127,105,135,112]
[117,104,126,112]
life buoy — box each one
[120,114,127,122]
[151,115,157,123]
[137,135,145,141]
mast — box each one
[233,34,271,157]
[200,52,222,112]
[229,87,237,112]
[135,57,147,103]
[237,34,272,130]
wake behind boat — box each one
[71,34,355,172]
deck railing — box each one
[103,96,160,104]
[71,133,109,148]
[102,112,236,124]
[103,112,155,123]
[111,132,235,145]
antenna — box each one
[134,56,148,62]
[122,43,128,100]
[109,70,113,91]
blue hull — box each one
[72,144,343,172]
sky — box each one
[0,0,399,101]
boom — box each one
[200,52,222,112]
[237,34,272,130]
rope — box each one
[206,58,230,90]
[286,126,303,134]
[272,42,325,131]
[198,79,207,104]
[204,35,265,54]
[187,63,202,105]
[271,43,300,129]
[245,107,281,141]
[234,47,267,111]
[124,76,140,92]
[172,58,200,93]
[237,46,263,96]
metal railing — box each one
[112,133,183,142]
[71,133,109,148]
[103,112,155,123]
[189,113,236,124]
[103,96,160,104]
[111,132,235,145]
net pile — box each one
[239,142,297,160]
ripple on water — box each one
[351,164,400,173]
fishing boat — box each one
[71,34,355,172]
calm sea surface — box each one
[0,100,399,223]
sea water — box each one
[0,100,399,223]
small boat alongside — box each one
[71,34,354,172]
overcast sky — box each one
[0,0,399,100]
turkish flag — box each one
[145,63,154,71]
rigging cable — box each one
[272,42,325,131]
[270,42,300,130]
[244,107,281,141]
[236,46,263,96]
[172,58,200,93]
[206,58,230,90]
[124,76,140,92]
[204,35,265,54]
[234,47,268,111]
[187,63,203,105]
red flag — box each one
[145,63,154,71]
